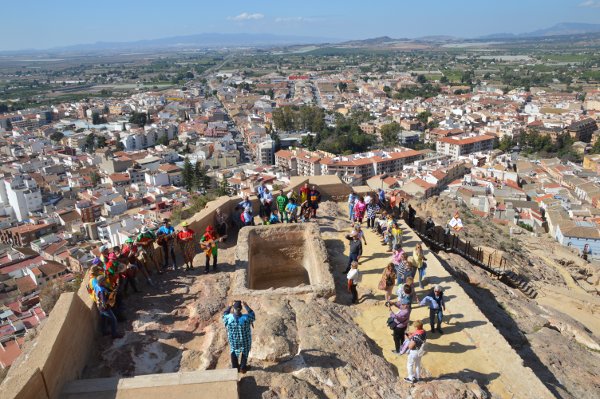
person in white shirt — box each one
[347,261,361,304]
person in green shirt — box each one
[276,190,289,223]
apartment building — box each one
[567,118,598,143]
[275,148,423,182]
[1,175,43,222]
[255,140,275,166]
[436,134,495,159]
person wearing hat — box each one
[97,244,110,269]
[177,221,196,270]
[387,296,412,354]
[136,226,162,275]
[420,285,447,334]
[200,225,220,273]
[223,300,255,373]
[157,218,177,271]
[94,275,123,339]
[344,230,363,274]
[86,265,104,303]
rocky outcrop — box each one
[234,295,490,399]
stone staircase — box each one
[497,269,538,299]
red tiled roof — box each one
[438,135,495,145]
[411,178,435,189]
[109,173,130,183]
[15,276,37,294]
[0,256,43,275]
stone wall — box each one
[61,369,238,399]
[2,282,98,399]
[232,223,335,299]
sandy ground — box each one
[338,205,549,398]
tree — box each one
[85,133,96,153]
[50,131,64,143]
[337,82,348,93]
[129,112,147,127]
[90,172,101,186]
[417,74,427,84]
[182,157,194,191]
[157,134,170,146]
[96,136,107,149]
[380,122,401,148]
[498,136,515,152]
[416,111,432,125]
[216,179,230,197]
[193,161,207,191]
[440,75,449,84]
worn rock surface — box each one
[81,202,492,398]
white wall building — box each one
[2,175,43,222]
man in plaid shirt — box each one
[223,300,255,373]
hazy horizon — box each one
[3,0,600,51]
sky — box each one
[3,0,600,51]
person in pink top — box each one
[353,197,366,224]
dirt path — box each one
[339,205,552,399]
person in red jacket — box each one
[177,221,196,270]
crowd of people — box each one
[85,182,322,354]
[86,182,446,383]
[86,217,226,338]
[345,190,448,384]
[232,182,323,227]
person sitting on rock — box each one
[268,208,280,224]
[420,285,446,334]
[223,300,255,374]
[286,198,299,223]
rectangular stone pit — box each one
[233,223,335,298]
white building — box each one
[436,134,495,159]
[1,175,43,222]
[255,140,275,165]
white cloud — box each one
[579,0,600,8]
[228,12,264,21]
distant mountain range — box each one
[8,33,336,54]
[4,22,600,54]
[479,22,600,39]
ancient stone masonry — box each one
[233,223,336,298]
